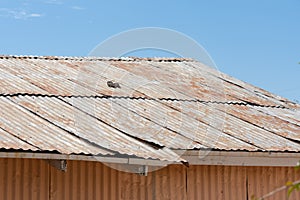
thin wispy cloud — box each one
[0,8,44,20]
[29,13,43,17]
[71,6,85,10]
[44,0,63,5]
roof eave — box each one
[1,150,300,167]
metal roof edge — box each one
[1,151,300,167]
[180,150,300,167]
[0,152,174,166]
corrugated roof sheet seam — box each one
[3,94,299,151]
[0,55,299,162]
[0,93,290,108]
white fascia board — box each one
[0,151,300,167]
[179,150,300,167]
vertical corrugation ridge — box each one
[247,166,300,200]
[2,159,300,200]
[212,165,217,199]
[224,166,230,199]
[151,170,156,200]
[186,165,248,200]
[110,164,117,200]
[185,167,188,200]
[0,158,49,200]
[48,163,51,200]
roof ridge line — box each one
[0,93,288,109]
[0,55,196,62]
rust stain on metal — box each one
[0,96,111,155]
[0,55,300,162]
[9,96,184,162]
[1,158,300,200]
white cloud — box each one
[71,6,85,10]
[29,13,43,17]
[44,0,63,5]
[0,8,44,20]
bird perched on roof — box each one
[107,80,121,88]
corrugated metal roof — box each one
[0,55,299,162]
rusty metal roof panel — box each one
[162,101,300,151]
[220,105,300,142]
[9,96,184,162]
[0,96,111,155]
[0,127,38,151]
[0,67,45,95]
[104,60,226,100]
[256,106,300,126]
[65,98,205,150]
[186,62,295,107]
[106,98,257,150]
[0,55,300,162]
[0,55,295,108]
[0,59,97,96]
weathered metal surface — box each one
[0,158,49,200]
[0,127,38,151]
[0,158,188,200]
[0,67,45,95]
[0,59,97,96]
[0,55,300,161]
[187,165,247,200]
[105,98,256,150]
[108,60,228,101]
[187,61,297,108]
[246,166,300,200]
[187,165,300,200]
[64,98,204,149]
[221,105,300,143]
[9,96,183,162]
[0,55,296,108]
[0,97,111,155]
[1,158,300,200]
[162,101,300,151]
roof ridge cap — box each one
[0,55,196,62]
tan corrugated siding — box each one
[0,158,49,200]
[51,161,123,200]
[187,165,247,200]
[247,166,300,200]
[51,161,187,200]
[2,158,300,200]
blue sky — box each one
[0,0,299,102]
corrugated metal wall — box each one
[247,166,300,200]
[1,158,300,200]
[0,158,49,200]
[50,161,187,200]
[187,165,247,199]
